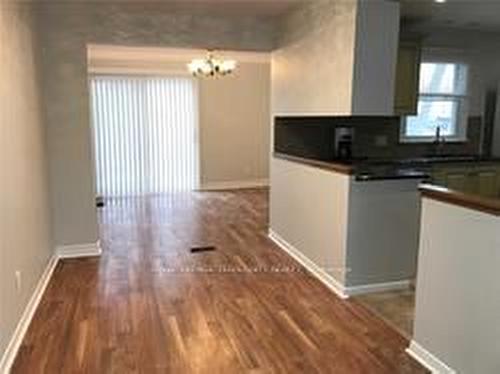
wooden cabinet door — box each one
[445,172,468,193]
[432,164,500,197]
[431,169,447,187]
[394,43,421,115]
[476,170,498,198]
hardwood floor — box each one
[12,189,427,373]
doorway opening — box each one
[90,75,199,198]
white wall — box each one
[88,46,271,189]
[411,198,500,373]
[0,1,53,362]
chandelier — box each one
[187,50,237,78]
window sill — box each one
[399,137,468,144]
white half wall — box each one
[269,157,350,285]
[411,197,500,373]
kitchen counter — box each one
[273,152,500,182]
[420,183,500,216]
[273,153,355,175]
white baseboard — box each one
[268,229,349,299]
[268,230,412,300]
[344,279,411,297]
[0,241,102,373]
[56,241,102,259]
[0,255,58,374]
[198,179,269,191]
[406,340,456,374]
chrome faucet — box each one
[433,126,446,156]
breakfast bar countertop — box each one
[273,152,500,182]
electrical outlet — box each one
[375,135,388,147]
[15,270,22,292]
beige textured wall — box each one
[272,0,400,116]
[199,62,270,186]
[36,2,276,246]
[0,2,53,360]
[272,0,358,115]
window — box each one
[91,76,200,196]
[401,62,468,142]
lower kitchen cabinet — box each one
[476,169,498,197]
[431,164,500,198]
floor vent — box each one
[190,246,216,253]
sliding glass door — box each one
[90,76,199,197]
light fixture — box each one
[187,50,237,78]
[434,0,447,3]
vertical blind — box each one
[91,76,199,197]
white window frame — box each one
[400,62,469,143]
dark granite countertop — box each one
[274,152,500,182]
[355,155,500,166]
[353,155,500,181]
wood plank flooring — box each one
[12,189,427,373]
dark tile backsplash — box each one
[274,115,483,161]
[353,116,482,159]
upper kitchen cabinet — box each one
[394,41,421,115]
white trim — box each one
[0,241,103,373]
[273,112,352,117]
[0,255,59,374]
[268,230,411,299]
[406,340,457,374]
[344,280,411,296]
[56,241,102,259]
[87,44,270,65]
[268,229,349,299]
[88,66,192,76]
[198,179,269,191]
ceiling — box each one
[400,0,500,33]
[46,0,500,32]
[82,0,303,17]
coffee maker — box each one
[334,127,354,160]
